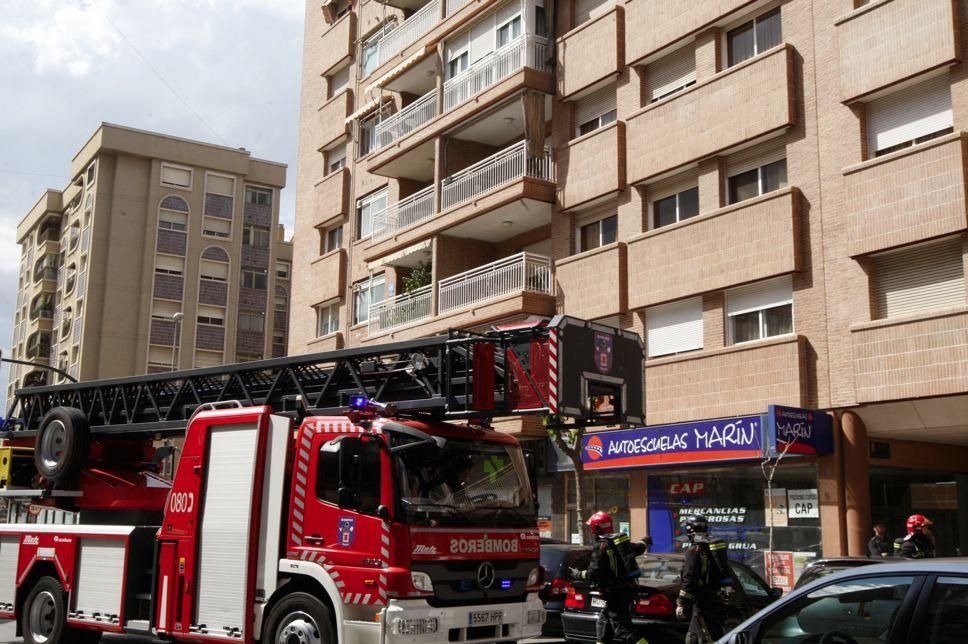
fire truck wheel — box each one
[34,407,90,483]
[263,592,335,644]
[21,576,99,644]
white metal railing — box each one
[446,0,471,15]
[443,35,549,110]
[373,90,438,151]
[371,185,436,241]
[441,141,553,210]
[438,252,552,314]
[378,0,440,67]
[368,284,433,334]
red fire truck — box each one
[0,316,642,644]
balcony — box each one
[555,242,627,320]
[318,90,353,150]
[376,0,440,69]
[844,133,968,256]
[371,90,437,153]
[371,185,435,242]
[315,12,355,75]
[645,335,806,426]
[625,0,751,65]
[851,308,968,404]
[557,122,625,210]
[557,5,623,100]
[626,45,795,183]
[836,0,958,101]
[313,168,350,225]
[364,253,553,339]
[442,141,553,210]
[443,35,550,110]
[627,188,800,308]
[309,249,346,304]
[33,266,58,284]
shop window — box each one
[578,214,617,252]
[726,7,781,68]
[726,275,793,344]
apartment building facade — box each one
[292,0,968,575]
[9,124,293,406]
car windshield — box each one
[637,558,684,583]
[394,438,535,527]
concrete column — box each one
[842,410,872,556]
[694,28,721,81]
[818,411,847,556]
[697,157,724,215]
[628,470,648,539]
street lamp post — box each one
[171,312,184,372]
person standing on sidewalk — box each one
[868,522,893,557]
[676,515,733,644]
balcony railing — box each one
[371,185,436,242]
[438,252,552,314]
[372,90,438,152]
[34,266,58,283]
[443,35,550,110]
[441,141,553,210]
[368,283,433,334]
[446,0,471,16]
[378,0,440,67]
[26,344,51,360]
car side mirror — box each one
[768,587,784,600]
[377,504,391,521]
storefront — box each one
[573,406,834,589]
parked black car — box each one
[794,556,904,589]
[540,543,593,636]
[562,553,780,644]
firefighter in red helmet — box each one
[895,514,936,559]
[570,511,651,644]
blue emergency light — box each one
[349,395,368,409]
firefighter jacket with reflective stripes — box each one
[580,533,646,595]
[678,539,733,608]
[895,533,936,559]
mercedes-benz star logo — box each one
[477,562,496,590]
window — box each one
[448,51,469,78]
[245,186,273,206]
[203,217,231,238]
[197,306,225,327]
[756,576,914,644]
[151,300,181,321]
[161,164,192,189]
[321,225,343,254]
[316,438,382,514]
[240,269,268,290]
[579,214,617,252]
[327,144,347,174]
[731,564,770,599]
[352,275,386,325]
[727,7,781,67]
[356,189,388,240]
[497,15,521,47]
[200,259,229,282]
[316,301,340,337]
[646,297,703,358]
[647,45,697,103]
[155,255,185,276]
[276,261,291,280]
[574,0,614,26]
[575,85,617,137]
[205,173,235,197]
[361,23,394,77]
[328,65,350,98]
[924,576,968,643]
[653,186,699,228]
[535,0,548,37]
[238,311,265,333]
[159,210,188,232]
[236,353,262,363]
[194,350,223,368]
[727,159,787,204]
[359,110,382,156]
[867,75,953,157]
[242,225,271,249]
[726,275,793,345]
[86,161,96,185]
[872,236,965,319]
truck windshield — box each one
[395,438,535,528]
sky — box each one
[0,0,305,398]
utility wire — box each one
[89,0,229,146]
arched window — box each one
[64,263,78,294]
[60,306,73,338]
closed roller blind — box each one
[575,85,616,128]
[575,0,613,25]
[727,275,792,316]
[647,45,696,102]
[873,236,964,319]
[726,141,787,177]
[155,255,185,272]
[867,74,952,153]
[647,297,703,357]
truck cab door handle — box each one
[304,535,324,545]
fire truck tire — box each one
[34,407,90,482]
[21,576,101,644]
[262,592,336,644]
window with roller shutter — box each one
[574,0,613,26]
[726,275,793,344]
[646,297,703,358]
[574,84,617,138]
[866,74,953,158]
[647,44,696,103]
[871,236,965,320]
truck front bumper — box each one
[383,594,545,644]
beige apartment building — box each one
[292,0,968,574]
[9,124,293,406]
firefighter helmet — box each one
[906,514,932,534]
[586,511,614,536]
[682,515,709,539]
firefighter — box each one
[676,515,733,644]
[895,514,936,559]
[868,522,892,557]
[569,511,650,644]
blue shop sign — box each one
[766,405,833,457]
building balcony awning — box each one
[363,48,430,96]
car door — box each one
[907,574,968,644]
[746,573,924,644]
[730,562,778,614]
